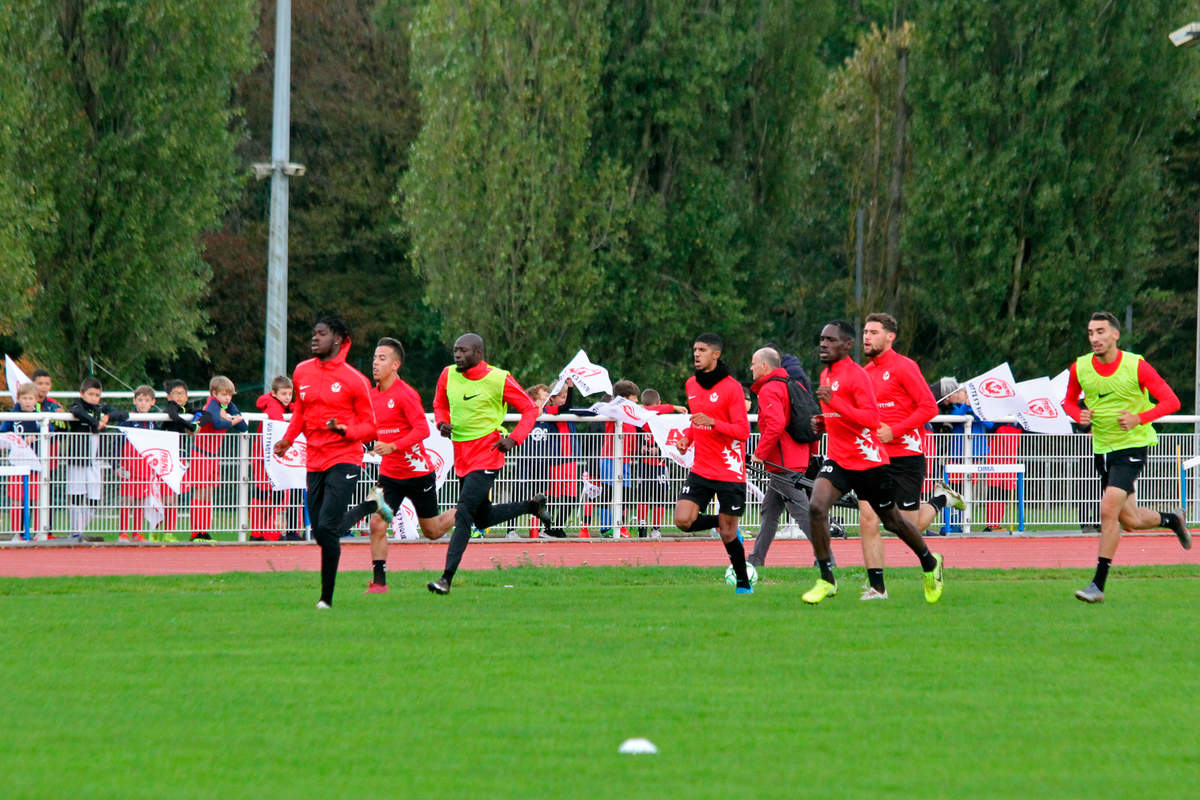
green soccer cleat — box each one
[801,579,838,605]
[932,482,966,511]
[923,552,944,604]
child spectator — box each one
[116,385,157,541]
[31,369,62,413]
[187,375,247,540]
[1,383,43,533]
[158,379,200,539]
[251,375,293,541]
[541,381,581,537]
[67,378,128,534]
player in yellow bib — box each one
[1062,312,1191,602]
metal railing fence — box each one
[2,412,1198,540]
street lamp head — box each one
[1169,22,1200,48]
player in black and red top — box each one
[338,337,457,592]
[673,333,754,593]
[807,321,944,605]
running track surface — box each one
[1,535,1197,578]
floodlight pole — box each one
[263,0,293,391]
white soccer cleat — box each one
[315,600,331,610]
[933,482,966,511]
[860,587,889,601]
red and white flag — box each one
[1015,377,1073,435]
[120,427,185,494]
[646,413,694,470]
[589,397,653,429]
[262,420,307,491]
[962,363,1025,422]
[549,350,613,397]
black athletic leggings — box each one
[441,469,531,583]
[307,463,361,604]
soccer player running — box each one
[674,333,754,593]
[427,333,554,595]
[338,337,457,594]
[1062,311,1190,603]
[274,316,377,610]
[806,321,944,604]
[857,313,965,600]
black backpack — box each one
[766,376,822,443]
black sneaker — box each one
[529,493,554,529]
[1165,508,1192,550]
[427,578,450,595]
[190,532,212,541]
[545,527,567,538]
[283,532,305,541]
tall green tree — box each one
[187,0,436,397]
[402,0,631,381]
[591,0,834,390]
[904,0,1197,382]
[1,0,256,381]
[0,11,41,336]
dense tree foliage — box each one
[0,0,256,382]
[5,0,1200,411]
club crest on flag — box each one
[979,378,1015,398]
[120,427,185,494]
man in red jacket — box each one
[674,333,754,593]
[807,320,944,605]
[274,316,378,609]
[747,346,812,567]
[858,313,964,600]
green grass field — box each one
[2,565,1197,799]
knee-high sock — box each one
[723,537,749,584]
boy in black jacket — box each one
[67,377,128,534]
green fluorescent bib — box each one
[446,366,510,442]
[1074,351,1156,454]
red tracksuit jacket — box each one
[282,339,377,472]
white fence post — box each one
[613,422,624,535]
[236,433,250,542]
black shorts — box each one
[1094,447,1147,495]
[885,455,926,511]
[678,473,747,517]
[379,472,440,519]
[817,459,896,512]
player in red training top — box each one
[673,333,754,593]
[426,333,554,595]
[806,320,945,605]
[338,337,457,593]
[858,312,965,600]
[274,316,377,610]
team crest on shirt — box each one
[387,399,395,408]
[883,371,890,381]
[831,380,839,391]
[331,382,342,393]
[710,392,718,402]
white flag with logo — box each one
[0,432,40,471]
[120,427,186,494]
[1015,377,1074,435]
[646,413,694,470]
[549,349,613,397]
[262,420,307,490]
[588,397,653,429]
[962,363,1025,422]
[4,355,32,402]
